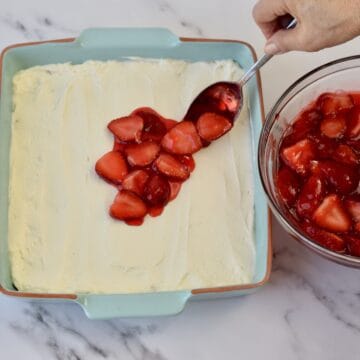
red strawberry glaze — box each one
[277,91,360,256]
[96,102,236,225]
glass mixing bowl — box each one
[258,55,360,267]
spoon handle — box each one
[239,18,297,86]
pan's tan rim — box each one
[0,285,77,299]
[0,36,271,299]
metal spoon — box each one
[184,18,297,122]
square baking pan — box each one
[0,28,271,319]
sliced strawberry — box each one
[169,181,182,200]
[196,112,232,141]
[108,115,143,143]
[346,106,360,139]
[313,194,351,232]
[125,142,160,167]
[206,84,241,113]
[302,223,346,252]
[113,139,126,153]
[281,139,316,175]
[185,83,241,121]
[141,115,167,142]
[122,170,149,196]
[320,114,346,138]
[109,190,147,220]
[148,206,164,217]
[282,109,322,147]
[143,174,171,207]
[346,235,360,256]
[312,160,359,194]
[178,155,195,172]
[162,119,178,131]
[161,121,202,155]
[276,167,301,206]
[131,107,167,142]
[333,144,358,165]
[345,200,360,223]
[296,175,326,218]
[95,151,128,184]
[319,92,354,116]
[154,153,190,181]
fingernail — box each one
[264,42,280,55]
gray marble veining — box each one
[7,302,166,360]
[0,13,76,41]
[149,0,204,36]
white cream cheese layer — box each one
[8,59,255,294]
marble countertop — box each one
[1,0,360,359]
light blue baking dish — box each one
[0,28,271,319]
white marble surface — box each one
[1,0,360,359]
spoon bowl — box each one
[184,81,242,123]
[184,18,297,124]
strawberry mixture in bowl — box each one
[259,56,360,267]
[277,91,360,256]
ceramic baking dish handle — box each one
[77,291,191,319]
[76,28,180,48]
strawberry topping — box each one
[346,106,360,139]
[162,118,178,131]
[345,200,360,228]
[281,139,316,175]
[154,153,190,181]
[346,235,360,256]
[132,107,167,142]
[276,167,300,206]
[95,151,128,184]
[296,175,326,219]
[161,121,202,155]
[307,133,336,159]
[169,181,182,200]
[196,112,232,141]
[108,115,143,143]
[312,160,359,194]
[97,102,235,225]
[320,114,346,138]
[302,223,346,252]
[282,109,322,147]
[110,190,147,222]
[143,174,171,207]
[333,144,358,166]
[319,92,354,116]
[277,91,360,256]
[122,170,149,196]
[313,194,351,233]
[95,67,249,228]
[125,142,160,167]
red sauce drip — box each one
[276,91,360,256]
[125,218,144,226]
[148,206,164,217]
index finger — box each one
[252,0,289,38]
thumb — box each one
[264,28,302,55]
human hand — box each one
[253,0,360,55]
